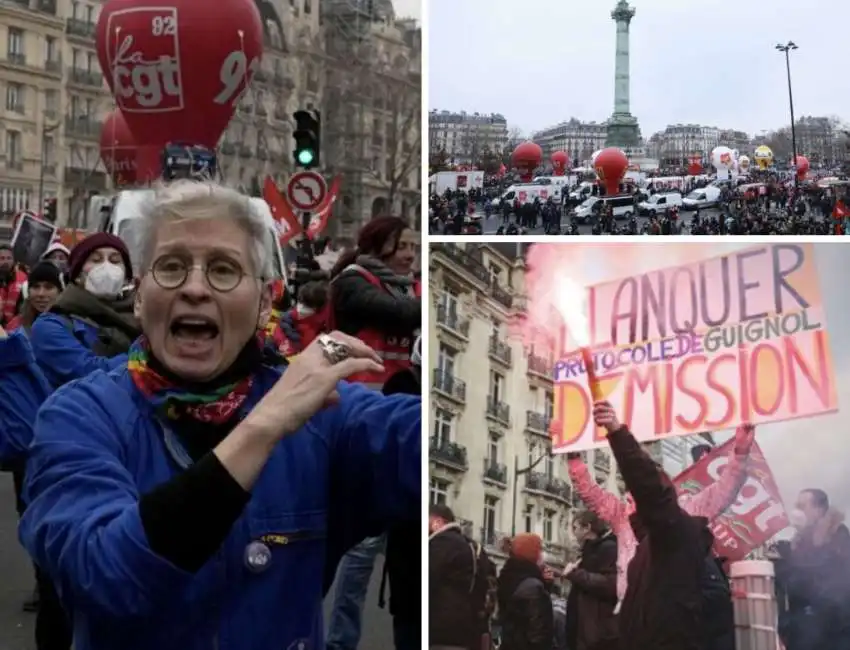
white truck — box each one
[429,170,485,195]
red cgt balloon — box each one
[512,141,543,182]
[551,151,569,176]
[95,0,263,178]
[792,154,809,180]
[594,147,629,196]
[100,109,139,186]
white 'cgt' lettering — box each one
[112,34,182,110]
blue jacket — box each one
[0,331,52,464]
[20,363,420,650]
[30,313,128,389]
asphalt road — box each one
[0,473,392,650]
[479,207,724,234]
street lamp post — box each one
[776,41,799,187]
[511,450,552,537]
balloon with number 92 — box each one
[95,0,263,160]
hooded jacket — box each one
[497,556,554,650]
[30,284,141,389]
[607,426,712,650]
[568,427,750,603]
[564,532,619,650]
[19,368,420,650]
[429,522,480,648]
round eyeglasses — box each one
[150,255,246,293]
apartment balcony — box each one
[5,159,23,171]
[257,149,269,161]
[238,146,253,159]
[480,527,509,553]
[219,142,236,155]
[491,283,513,308]
[44,59,62,74]
[430,437,468,472]
[482,459,508,487]
[6,103,24,115]
[253,68,270,83]
[430,243,491,286]
[435,304,469,340]
[432,368,466,403]
[525,471,572,503]
[255,105,267,117]
[35,0,57,14]
[272,107,288,122]
[594,450,611,474]
[485,396,510,427]
[7,0,30,8]
[67,67,103,88]
[525,410,549,436]
[527,353,553,381]
[274,72,294,90]
[488,335,512,366]
[5,52,26,67]
[64,116,100,139]
[65,18,95,40]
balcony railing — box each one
[219,142,236,155]
[65,18,95,39]
[526,471,572,502]
[64,116,99,137]
[6,160,23,171]
[488,335,512,365]
[238,146,253,159]
[431,243,491,286]
[430,437,468,470]
[253,68,269,83]
[432,368,466,402]
[492,283,513,308]
[483,459,507,485]
[485,396,510,425]
[6,52,26,66]
[527,353,553,380]
[68,67,103,87]
[526,410,549,434]
[436,305,469,338]
[44,59,62,74]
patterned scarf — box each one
[128,336,254,424]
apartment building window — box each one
[43,137,55,165]
[8,28,24,57]
[44,89,58,117]
[439,289,458,316]
[545,445,554,477]
[71,0,79,18]
[543,508,555,542]
[85,3,94,23]
[69,95,81,119]
[6,84,24,113]
[84,97,94,118]
[71,48,81,69]
[545,392,554,419]
[44,36,57,64]
[524,505,534,533]
[430,478,449,505]
[483,496,498,541]
[489,371,504,403]
[489,263,503,285]
[7,131,21,165]
[433,408,453,447]
[304,0,311,13]
[488,434,499,464]
[438,344,456,377]
[86,51,96,72]
[528,441,539,468]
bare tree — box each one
[369,87,420,211]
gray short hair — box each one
[136,179,276,280]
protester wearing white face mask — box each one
[30,232,141,390]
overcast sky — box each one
[393,0,420,19]
[429,0,849,136]
[523,242,850,515]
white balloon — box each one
[711,146,735,170]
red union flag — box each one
[673,438,789,561]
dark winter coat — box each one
[607,426,712,650]
[497,557,554,650]
[429,524,480,649]
[564,533,619,650]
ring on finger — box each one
[317,333,352,365]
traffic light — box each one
[44,198,57,222]
[292,109,320,169]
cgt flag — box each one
[674,438,789,561]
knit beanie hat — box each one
[68,232,132,283]
[28,261,64,291]
[42,242,70,259]
[510,533,543,564]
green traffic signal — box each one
[297,149,315,166]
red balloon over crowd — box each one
[511,141,542,183]
[792,154,809,180]
[95,0,264,179]
[551,151,569,176]
[100,108,139,186]
[594,147,629,196]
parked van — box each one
[682,186,722,210]
[572,194,635,223]
[638,192,683,217]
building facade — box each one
[646,124,721,167]
[531,119,609,166]
[323,0,421,237]
[428,110,508,165]
[428,242,625,569]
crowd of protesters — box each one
[430,401,850,650]
[0,183,422,650]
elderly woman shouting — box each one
[19,180,421,650]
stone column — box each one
[611,1,635,116]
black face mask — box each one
[629,512,647,541]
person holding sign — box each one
[566,424,754,606]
